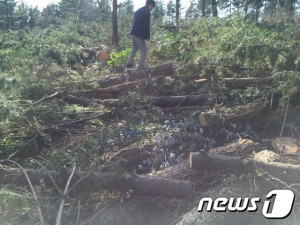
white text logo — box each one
[198,189,295,219]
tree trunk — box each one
[152,95,215,108]
[98,95,213,108]
[195,77,273,89]
[211,0,218,17]
[201,0,206,17]
[175,0,180,27]
[9,0,13,29]
[190,151,300,184]
[98,62,173,87]
[112,0,119,46]
[223,77,272,88]
[199,98,269,127]
[63,94,96,107]
[0,167,192,198]
[79,77,160,96]
[5,0,9,29]
[190,151,243,171]
[244,1,249,20]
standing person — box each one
[126,0,156,70]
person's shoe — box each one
[126,63,134,68]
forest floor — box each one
[1,59,300,225]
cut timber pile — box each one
[199,98,269,127]
[79,77,161,96]
[189,139,300,184]
[73,62,172,97]
[96,62,173,87]
[195,77,273,89]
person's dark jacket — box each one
[130,6,151,40]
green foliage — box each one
[152,15,300,104]
[41,148,76,169]
[107,49,131,67]
[0,189,32,225]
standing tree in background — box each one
[0,0,16,30]
[59,0,80,19]
[152,0,165,21]
[211,0,218,17]
[263,0,298,17]
[243,0,263,22]
[14,2,29,29]
[186,0,200,19]
[166,0,176,24]
[175,0,181,26]
[96,0,111,22]
[79,0,98,22]
[40,4,60,28]
[119,0,134,15]
[200,0,207,17]
[219,0,243,16]
[28,7,40,29]
[112,0,119,45]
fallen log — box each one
[189,139,261,170]
[95,95,215,108]
[190,151,244,171]
[199,98,269,127]
[152,95,215,108]
[79,77,160,96]
[63,94,96,107]
[0,167,192,198]
[132,174,192,198]
[97,62,173,87]
[98,96,214,108]
[127,62,173,77]
[190,149,300,184]
[161,106,211,114]
[193,77,273,89]
[223,77,272,89]
[209,139,261,157]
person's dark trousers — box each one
[127,34,147,69]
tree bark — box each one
[63,94,95,107]
[152,95,215,108]
[190,151,243,171]
[0,167,192,198]
[194,77,273,89]
[201,0,206,17]
[98,62,174,87]
[175,0,180,27]
[223,77,272,88]
[211,0,218,17]
[112,0,119,45]
[79,77,160,96]
[97,95,214,108]
[199,98,269,127]
[190,139,260,170]
[190,151,300,184]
